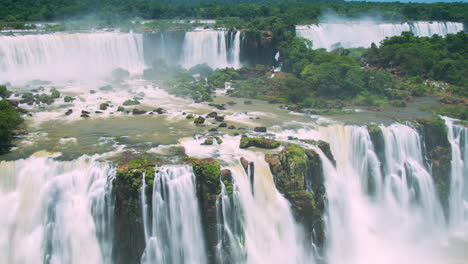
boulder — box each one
[100,103,109,110]
[65,109,73,115]
[132,109,147,115]
[194,116,205,124]
[254,127,267,132]
[239,136,280,149]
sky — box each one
[346,0,467,2]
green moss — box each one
[239,136,280,149]
[194,116,205,124]
[186,114,194,119]
[204,137,214,145]
[215,137,223,145]
[64,96,75,103]
[123,99,140,106]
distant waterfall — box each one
[0,32,145,83]
[0,154,115,264]
[181,29,241,69]
[141,165,207,264]
[296,21,464,50]
[444,117,468,232]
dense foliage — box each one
[0,86,23,153]
[0,0,466,25]
[365,32,468,87]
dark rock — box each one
[240,157,249,173]
[81,110,90,115]
[65,109,73,115]
[226,101,237,106]
[100,103,109,110]
[208,128,218,132]
[254,127,267,132]
[154,108,166,114]
[244,100,252,105]
[132,109,147,115]
[228,125,236,129]
[218,122,227,128]
[215,116,224,122]
[207,112,218,118]
[81,114,90,118]
[95,111,103,114]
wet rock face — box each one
[187,158,225,263]
[113,157,156,264]
[265,143,329,249]
[417,116,452,207]
[416,116,452,208]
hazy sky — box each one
[346,0,467,2]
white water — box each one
[181,29,241,69]
[296,21,464,50]
[141,165,207,264]
[444,117,468,234]
[0,32,145,84]
[0,152,115,264]
[315,124,461,264]
[182,136,313,264]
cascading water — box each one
[443,117,468,233]
[296,21,464,50]
[181,29,241,69]
[215,160,313,264]
[314,124,460,264]
[0,153,115,264]
[0,32,145,84]
[140,165,207,264]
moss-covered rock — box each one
[239,135,280,149]
[113,155,157,264]
[187,157,222,262]
[416,115,452,210]
[194,116,205,124]
[265,143,329,248]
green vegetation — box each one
[1,1,465,28]
[0,87,23,154]
[365,32,467,87]
[123,99,140,106]
[239,135,280,149]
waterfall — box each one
[316,124,454,264]
[444,117,468,233]
[0,32,145,84]
[180,29,241,69]
[141,165,207,264]
[0,153,115,264]
[296,21,464,50]
[217,160,313,264]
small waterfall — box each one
[444,117,468,232]
[141,165,207,264]
[0,32,145,83]
[180,29,241,69]
[0,153,115,264]
[296,21,464,50]
[218,160,313,264]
